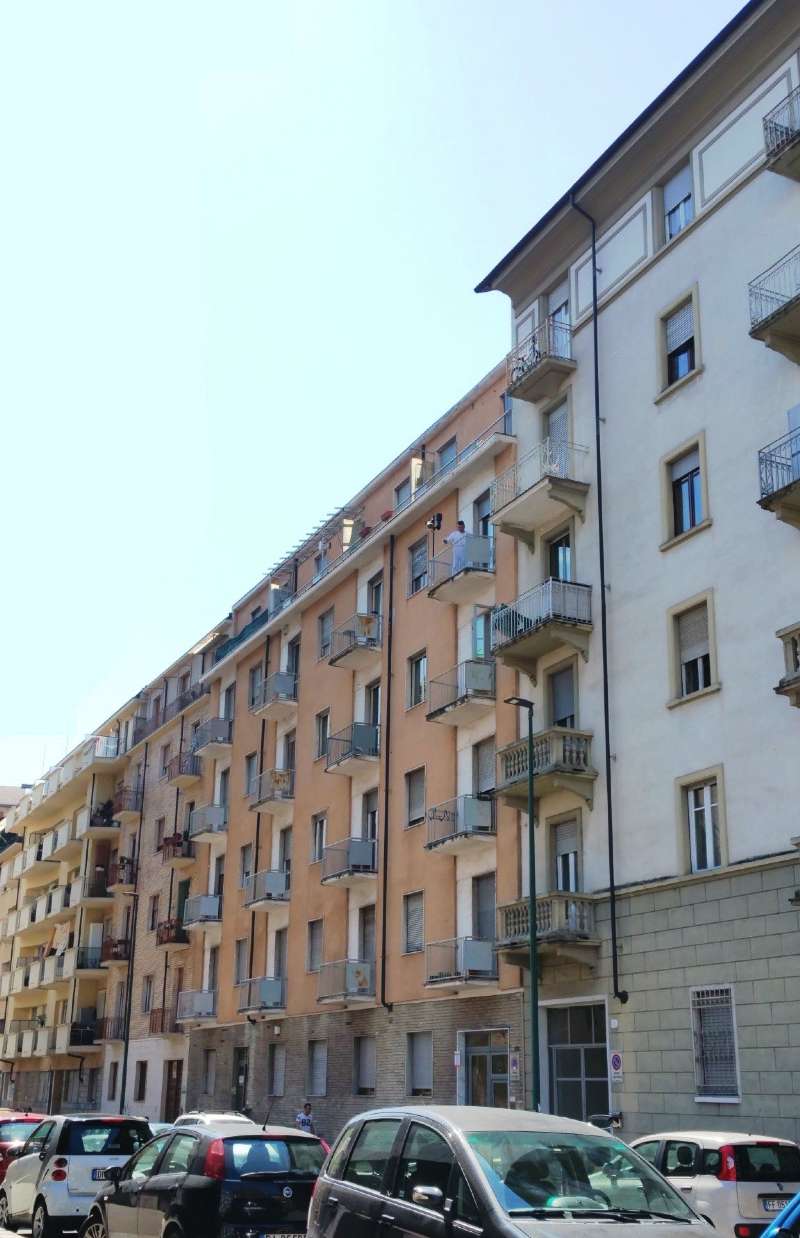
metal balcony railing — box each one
[149,1007,179,1035]
[161,834,194,864]
[758,427,800,500]
[100,938,131,964]
[244,868,291,905]
[112,785,144,817]
[497,892,597,943]
[70,1019,98,1046]
[187,804,228,839]
[249,768,295,805]
[96,1016,126,1040]
[325,723,380,770]
[75,946,103,970]
[176,989,217,1020]
[426,796,495,849]
[82,735,120,765]
[425,937,497,983]
[491,580,592,652]
[108,857,137,887]
[428,535,494,590]
[237,976,287,1012]
[133,682,211,745]
[329,613,382,663]
[83,872,111,900]
[191,717,233,751]
[250,671,298,713]
[497,727,594,788]
[507,317,573,389]
[318,958,375,1001]
[749,242,800,329]
[156,918,190,947]
[764,85,800,160]
[427,660,495,716]
[321,837,377,882]
[491,438,589,516]
[183,894,223,926]
[164,752,202,782]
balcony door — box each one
[553,820,580,893]
[472,609,492,661]
[465,1029,508,1108]
[358,905,376,963]
[283,730,296,771]
[274,927,288,979]
[212,854,225,899]
[278,827,292,887]
[368,573,383,617]
[545,401,569,475]
[473,737,495,799]
[176,880,189,926]
[473,490,492,539]
[790,404,800,481]
[547,1004,608,1122]
[163,1059,183,1123]
[362,788,379,841]
[547,529,572,582]
[207,945,219,993]
[365,681,381,727]
[222,683,236,721]
[549,664,576,729]
[287,637,301,677]
[471,872,496,943]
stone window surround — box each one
[666,588,721,709]
[674,763,729,876]
[654,282,704,404]
[659,430,712,551]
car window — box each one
[664,1141,698,1177]
[25,1121,55,1155]
[224,1137,326,1179]
[633,1142,661,1169]
[451,1167,481,1225]
[126,1135,173,1182]
[67,1122,151,1155]
[327,1124,358,1180]
[343,1119,402,1191]
[701,1149,722,1175]
[394,1123,453,1210]
[0,1121,41,1142]
[159,1135,198,1175]
[735,1144,800,1182]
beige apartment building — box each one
[1,0,799,1142]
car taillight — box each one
[321,1139,331,1154]
[203,1138,226,1180]
[51,1156,67,1182]
[718,1145,737,1181]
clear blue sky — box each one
[0,0,744,784]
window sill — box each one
[405,819,424,830]
[405,699,428,714]
[667,683,721,710]
[694,1096,741,1104]
[659,518,712,552]
[654,364,704,405]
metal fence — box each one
[491,580,592,652]
[763,84,800,160]
[426,795,495,848]
[748,242,800,328]
[425,937,497,983]
[250,670,298,712]
[507,317,573,389]
[326,723,380,769]
[317,959,375,1000]
[321,837,377,881]
[427,660,495,716]
[329,613,382,661]
[758,426,800,499]
[237,976,287,1012]
[245,868,291,904]
[428,535,494,590]
[491,438,588,515]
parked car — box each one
[631,1131,800,1237]
[763,1189,800,1238]
[0,1113,152,1237]
[79,1121,327,1237]
[0,1114,46,1184]
[172,1110,256,1128]
[147,1122,176,1137]
[308,1104,715,1237]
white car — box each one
[631,1130,800,1237]
[0,1113,152,1237]
[171,1110,257,1129]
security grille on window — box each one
[308,1039,327,1096]
[665,301,695,385]
[690,986,739,1099]
[554,821,580,892]
[311,814,326,863]
[307,919,323,972]
[664,164,694,240]
[409,539,428,595]
[688,778,720,872]
[407,1030,433,1096]
[403,891,424,953]
[672,447,703,535]
[406,768,426,827]
[354,1036,377,1095]
[408,651,427,706]
[318,609,334,659]
[677,604,710,696]
[268,1043,286,1096]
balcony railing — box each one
[426,795,495,850]
[764,84,800,161]
[75,946,103,970]
[749,243,800,330]
[244,868,291,905]
[82,872,112,900]
[507,317,574,394]
[321,837,377,883]
[759,427,800,500]
[161,834,195,864]
[96,1016,126,1041]
[318,958,375,1001]
[176,989,217,1021]
[428,535,494,591]
[132,682,211,745]
[191,717,233,752]
[491,580,592,652]
[70,1019,99,1047]
[427,660,495,719]
[497,892,597,944]
[187,804,228,840]
[237,976,287,1012]
[249,671,299,714]
[156,918,190,947]
[497,727,594,789]
[164,752,202,784]
[183,894,223,926]
[248,768,295,806]
[149,1007,179,1035]
[425,937,497,984]
[100,938,131,964]
[491,438,589,517]
[329,613,383,663]
[325,723,380,771]
[108,856,137,887]
[112,785,144,817]
[81,734,120,766]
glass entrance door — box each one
[547,1004,608,1121]
[465,1030,509,1107]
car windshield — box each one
[467,1130,697,1219]
[0,1121,39,1142]
[225,1137,325,1178]
[66,1121,151,1155]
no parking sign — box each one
[610,1051,623,1083]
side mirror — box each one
[38,1149,48,1161]
[411,1185,444,1209]
[104,1165,123,1185]
[5,1145,22,1160]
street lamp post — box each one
[506,695,539,1111]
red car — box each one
[0,1113,46,1183]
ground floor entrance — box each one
[163,1059,183,1123]
[464,1029,509,1106]
[546,1003,608,1121]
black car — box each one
[307,1104,715,1238]
[80,1121,327,1238]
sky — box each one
[0,0,746,785]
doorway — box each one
[232,1047,249,1112]
[547,1003,608,1121]
[465,1029,509,1106]
[163,1059,183,1123]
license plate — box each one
[762,1198,790,1213]
[92,1168,109,1181]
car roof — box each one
[184,1121,318,1141]
[177,1111,253,1121]
[632,1131,799,1147]
[349,1105,618,1139]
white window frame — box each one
[315,710,330,760]
[408,651,427,708]
[307,918,323,973]
[689,984,741,1103]
[687,778,720,873]
[406,1030,433,1097]
[402,890,424,955]
[310,814,327,864]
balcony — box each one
[182,894,223,936]
[317,959,375,1004]
[156,918,190,949]
[47,818,80,861]
[41,953,66,987]
[0,966,10,998]
[161,834,195,869]
[320,837,377,888]
[491,580,592,679]
[248,768,295,810]
[758,427,800,528]
[55,1020,100,1052]
[132,682,211,746]
[35,1027,54,1056]
[329,613,383,670]
[164,751,202,788]
[491,440,590,545]
[149,1007,181,1037]
[108,856,137,892]
[100,938,131,966]
[96,1016,126,1042]
[187,804,228,843]
[72,945,105,975]
[237,976,287,1014]
[81,734,124,776]
[176,989,217,1022]
[250,671,299,722]
[764,85,800,180]
[749,243,800,363]
[112,785,144,823]
[22,835,47,875]
[496,892,600,968]
[507,317,576,402]
[81,872,113,906]
[775,623,800,707]
[426,795,495,856]
[191,717,233,759]
[244,868,291,910]
[82,803,120,841]
[427,535,495,605]
[425,937,498,989]
[325,723,380,775]
[496,726,597,808]
[426,660,495,726]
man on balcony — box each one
[444,519,467,574]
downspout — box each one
[379,535,396,1011]
[569,195,628,1004]
[119,741,149,1112]
[256,717,266,976]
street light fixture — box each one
[505,695,540,1111]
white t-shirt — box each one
[296,1111,314,1133]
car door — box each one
[136,1133,199,1238]
[379,1121,453,1238]
[662,1139,700,1208]
[7,1121,55,1218]
[328,1117,403,1236]
[104,1135,173,1238]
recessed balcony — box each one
[188,803,228,843]
[250,672,299,723]
[237,975,287,1014]
[496,892,600,968]
[56,1018,100,1052]
[244,868,291,910]
[81,872,113,907]
[325,722,380,775]
[164,751,202,788]
[47,818,80,861]
[775,624,800,707]
[22,835,48,876]
[191,717,233,759]
[131,682,211,747]
[96,1016,126,1042]
[40,953,67,987]
[317,958,375,1004]
[320,837,377,888]
[426,795,496,856]
[491,580,592,679]
[183,894,223,942]
[329,613,383,670]
[149,1007,181,1037]
[507,317,576,402]
[426,659,495,726]
[112,785,144,824]
[176,988,217,1022]
[156,918,191,949]
[427,536,495,605]
[34,1027,55,1056]
[161,834,195,868]
[491,440,590,545]
[763,85,800,180]
[100,938,131,967]
[749,243,800,363]
[248,768,295,810]
[758,427,800,528]
[107,856,137,892]
[83,803,121,841]
[424,937,497,990]
[496,726,598,808]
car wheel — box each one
[81,1214,108,1238]
[0,1191,16,1232]
[31,1198,58,1238]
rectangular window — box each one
[160,743,171,777]
[553,820,580,892]
[284,729,296,770]
[409,539,428,596]
[315,710,330,759]
[318,609,334,659]
[155,817,166,852]
[547,530,572,582]
[403,891,424,954]
[218,766,230,809]
[407,1031,433,1096]
[354,1036,377,1096]
[395,477,412,511]
[690,986,739,1099]
[308,1039,327,1096]
[406,767,426,827]
[147,895,159,932]
[248,664,263,710]
[471,871,496,941]
[688,779,720,872]
[665,300,695,385]
[107,1061,118,1101]
[234,938,249,986]
[141,974,153,1014]
[223,683,236,720]
[268,1043,286,1096]
[239,843,253,888]
[549,664,576,728]
[408,651,427,707]
[438,436,457,473]
[362,788,379,840]
[244,752,257,796]
[677,603,710,697]
[202,1048,216,1094]
[664,163,694,241]
[134,1061,148,1103]
[671,447,703,536]
[179,670,190,696]
[368,573,384,616]
[310,814,327,863]
[307,919,323,972]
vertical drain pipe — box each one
[379,536,395,1010]
[570,195,628,1004]
[120,741,149,1112]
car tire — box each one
[0,1191,17,1232]
[31,1198,59,1238]
[80,1213,108,1238]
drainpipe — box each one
[119,741,149,1113]
[570,195,628,1005]
[379,536,396,1010]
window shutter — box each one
[270,1044,286,1096]
[691,987,738,1098]
[664,165,693,213]
[677,604,709,662]
[551,667,575,724]
[409,1031,433,1093]
[411,541,427,576]
[554,821,579,855]
[405,893,423,952]
[472,872,496,941]
[671,447,700,480]
[408,770,425,822]
[666,302,694,352]
[310,1041,327,1095]
[357,1037,376,1091]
